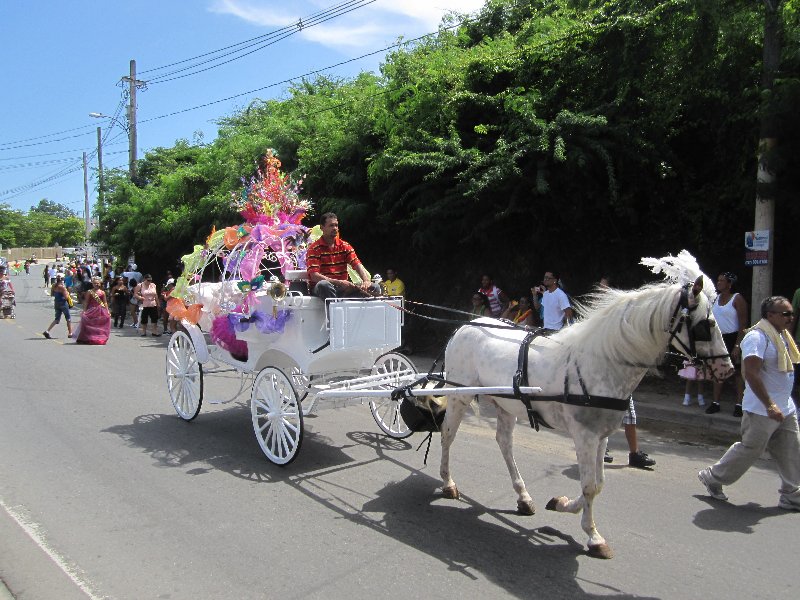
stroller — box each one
[0,278,15,318]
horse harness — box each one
[395,286,724,435]
[509,330,630,431]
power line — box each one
[0,143,126,162]
[0,124,100,148]
[142,0,376,81]
[138,26,450,125]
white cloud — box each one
[209,0,486,52]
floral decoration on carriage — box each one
[166,151,318,360]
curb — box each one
[634,396,742,437]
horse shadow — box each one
[353,470,657,600]
[691,498,787,534]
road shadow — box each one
[692,498,788,533]
[101,404,412,483]
[348,472,658,600]
[103,409,656,599]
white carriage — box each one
[165,270,419,465]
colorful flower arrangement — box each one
[167,151,316,359]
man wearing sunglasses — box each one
[699,296,800,511]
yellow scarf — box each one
[749,318,800,372]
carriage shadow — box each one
[101,404,413,483]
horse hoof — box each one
[442,485,460,500]
[587,543,614,559]
[516,500,535,515]
[545,496,567,511]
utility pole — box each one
[750,1,781,323]
[83,152,90,243]
[121,59,145,180]
[96,126,104,204]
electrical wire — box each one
[142,0,376,82]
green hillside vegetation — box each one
[92,0,800,305]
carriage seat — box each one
[284,269,309,295]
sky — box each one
[0,0,486,217]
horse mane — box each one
[550,282,680,367]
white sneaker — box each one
[698,469,728,501]
[698,397,706,407]
[682,396,691,406]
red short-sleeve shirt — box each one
[306,237,362,281]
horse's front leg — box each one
[546,438,613,559]
[440,395,470,500]
[495,405,535,515]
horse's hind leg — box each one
[495,405,535,515]
[440,396,470,499]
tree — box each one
[29,199,75,219]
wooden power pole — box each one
[121,59,145,181]
[750,0,782,323]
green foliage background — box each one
[93,0,800,310]
[0,200,85,248]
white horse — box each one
[439,281,734,558]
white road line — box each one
[0,498,105,600]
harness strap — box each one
[513,331,552,431]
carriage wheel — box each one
[369,352,417,439]
[251,367,304,465]
[166,331,203,421]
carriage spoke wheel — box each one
[166,331,203,421]
[369,352,417,439]
[251,367,303,465]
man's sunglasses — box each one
[769,310,794,318]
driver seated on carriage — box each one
[306,212,381,300]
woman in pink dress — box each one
[76,276,111,345]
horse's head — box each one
[667,278,734,381]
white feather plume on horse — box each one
[640,249,717,303]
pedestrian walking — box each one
[134,274,161,337]
[111,276,130,328]
[698,296,800,510]
[42,274,74,339]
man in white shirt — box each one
[532,271,574,332]
[698,295,800,510]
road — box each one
[1,271,796,599]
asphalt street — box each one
[0,270,796,599]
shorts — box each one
[722,332,740,367]
[622,397,636,425]
[140,306,159,325]
[53,303,71,323]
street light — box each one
[89,112,134,179]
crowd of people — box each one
[40,260,177,345]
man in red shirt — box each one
[306,213,380,299]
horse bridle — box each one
[666,284,729,364]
